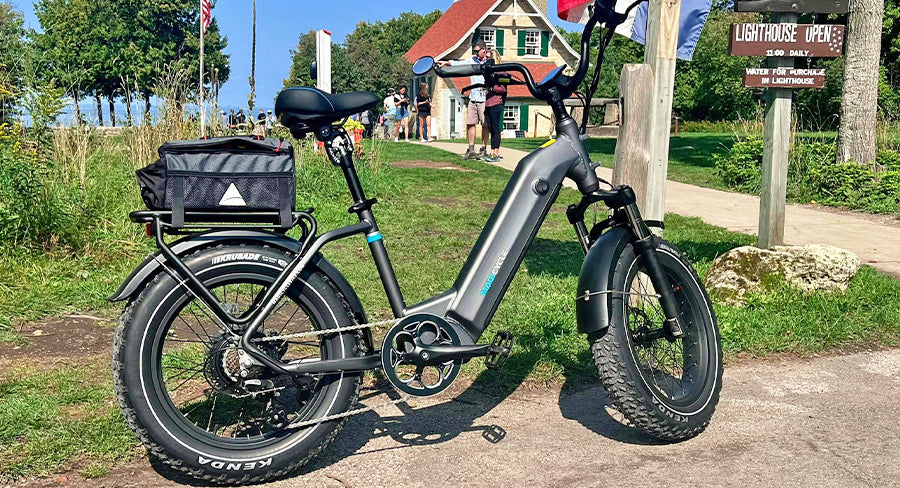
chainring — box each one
[380,314,462,397]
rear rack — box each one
[129,208,315,235]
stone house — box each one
[404,0,580,139]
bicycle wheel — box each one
[590,237,722,441]
[113,244,361,484]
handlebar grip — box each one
[435,63,484,78]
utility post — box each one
[316,29,332,93]
[644,0,682,234]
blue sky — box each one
[9,0,583,112]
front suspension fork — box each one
[568,187,685,339]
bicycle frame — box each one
[118,0,682,377]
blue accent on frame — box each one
[367,233,383,243]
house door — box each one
[449,98,457,139]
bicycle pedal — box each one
[485,331,514,371]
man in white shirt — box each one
[440,40,489,159]
[382,88,396,140]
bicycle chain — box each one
[150,253,416,430]
[250,316,411,430]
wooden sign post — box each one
[644,0,682,235]
[729,2,847,248]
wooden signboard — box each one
[743,68,826,88]
[729,23,845,57]
[735,0,850,14]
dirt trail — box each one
[8,347,899,488]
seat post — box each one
[323,129,407,317]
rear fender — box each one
[575,227,632,336]
[109,230,372,349]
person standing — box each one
[439,39,489,159]
[227,109,236,134]
[382,88,396,140]
[254,109,267,137]
[394,85,411,142]
[360,109,373,139]
[416,82,432,143]
[267,110,276,135]
[483,49,508,162]
[236,110,247,133]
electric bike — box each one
[111,1,722,483]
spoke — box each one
[169,370,204,393]
[176,314,212,347]
[207,394,218,432]
[276,302,303,336]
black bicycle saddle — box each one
[275,87,380,134]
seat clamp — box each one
[348,198,378,214]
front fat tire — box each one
[112,245,361,485]
[590,237,723,442]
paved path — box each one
[425,142,900,278]
[17,348,899,487]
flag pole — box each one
[199,0,206,138]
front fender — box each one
[109,229,368,328]
[576,227,632,336]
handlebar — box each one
[433,63,484,78]
[431,0,642,103]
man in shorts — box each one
[440,40,489,159]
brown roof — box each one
[404,0,499,63]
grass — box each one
[461,133,737,190]
[1,138,899,481]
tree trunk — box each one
[248,0,256,115]
[108,95,116,127]
[143,91,152,123]
[837,0,884,167]
[73,87,82,126]
[125,91,133,127]
[95,94,104,126]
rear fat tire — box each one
[112,245,362,484]
[590,237,723,441]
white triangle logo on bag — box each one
[219,183,247,206]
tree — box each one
[284,11,440,97]
[248,0,256,115]
[0,1,27,124]
[837,0,885,167]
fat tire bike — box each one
[111,1,722,484]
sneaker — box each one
[462,149,479,160]
[484,155,501,163]
[394,137,399,142]
[477,147,487,158]
[420,139,426,143]
[405,138,409,142]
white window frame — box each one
[480,27,496,50]
[503,103,520,131]
[525,29,541,57]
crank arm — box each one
[407,343,494,365]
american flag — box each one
[200,0,212,34]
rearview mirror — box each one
[412,56,435,76]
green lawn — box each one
[2,139,899,481]
[499,133,736,190]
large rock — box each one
[705,244,860,306]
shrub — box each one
[877,149,900,171]
[0,142,59,246]
[713,136,763,192]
